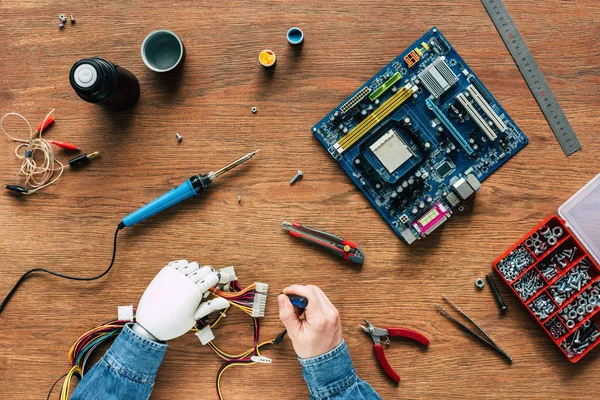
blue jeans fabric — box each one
[72,324,381,399]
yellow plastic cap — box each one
[259,50,276,67]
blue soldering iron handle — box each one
[121,179,197,227]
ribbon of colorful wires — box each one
[48,316,132,400]
[202,280,287,399]
[50,280,286,400]
[210,318,287,400]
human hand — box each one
[278,285,343,359]
[134,260,227,341]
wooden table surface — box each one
[1,0,599,398]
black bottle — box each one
[69,57,140,111]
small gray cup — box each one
[141,30,185,72]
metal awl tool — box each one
[359,319,429,384]
[120,150,260,227]
[282,221,364,264]
[435,294,512,362]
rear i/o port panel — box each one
[312,27,528,245]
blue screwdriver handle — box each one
[122,179,196,227]
[288,295,309,309]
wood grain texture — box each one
[1,0,599,398]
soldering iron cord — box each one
[0,225,122,314]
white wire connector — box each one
[218,266,237,284]
[250,355,272,364]
[252,282,269,317]
[117,305,134,322]
[195,325,215,345]
[218,266,238,292]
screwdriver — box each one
[255,291,309,309]
[120,150,260,228]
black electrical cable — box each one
[46,373,68,400]
[0,225,123,314]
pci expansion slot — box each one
[456,86,501,141]
[466,85,507,132]
[426,98,474,155]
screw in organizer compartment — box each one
[545,316,568,340]
[526,225,563,256]
[529,293,556,320]
[561,322,600,359]
[514,269,545,301]
[549,259,592,306]
[497,245,534,283]
[538,245,578,281]
[558,280,600,330]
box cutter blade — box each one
[282,221,364,264]
[359,319,429,384]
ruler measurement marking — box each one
[482,0,581,156]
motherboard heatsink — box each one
[312,28,528,244]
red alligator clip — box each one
[359,318,429,384]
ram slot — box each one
[369,72,402,101]
[335,84,416,153]
[466,85,506,132]
[426,98,474,155]
[456,93,497,141]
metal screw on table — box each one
[290,170,303,185]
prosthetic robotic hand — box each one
[133,260,232,342]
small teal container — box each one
[287,27,304,45]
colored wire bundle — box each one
[209,318,287,400]
[47,317,131,400]
[203,280,287,399]
[49,279,286,399]
[1,110,64,194]
[209,280,257,316]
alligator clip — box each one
[359,318,429,384]
[282,221,364,264]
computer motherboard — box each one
[312,27,528,245]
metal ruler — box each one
[481,0,581,156]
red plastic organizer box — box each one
[493,174,600,362]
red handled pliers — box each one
[359,319,429,384]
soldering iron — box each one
[119,150,260,228]
[0,150,260,314]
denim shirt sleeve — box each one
[299,340,382,400]
[71,323,167,400]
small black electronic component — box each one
[436,161,453,178]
